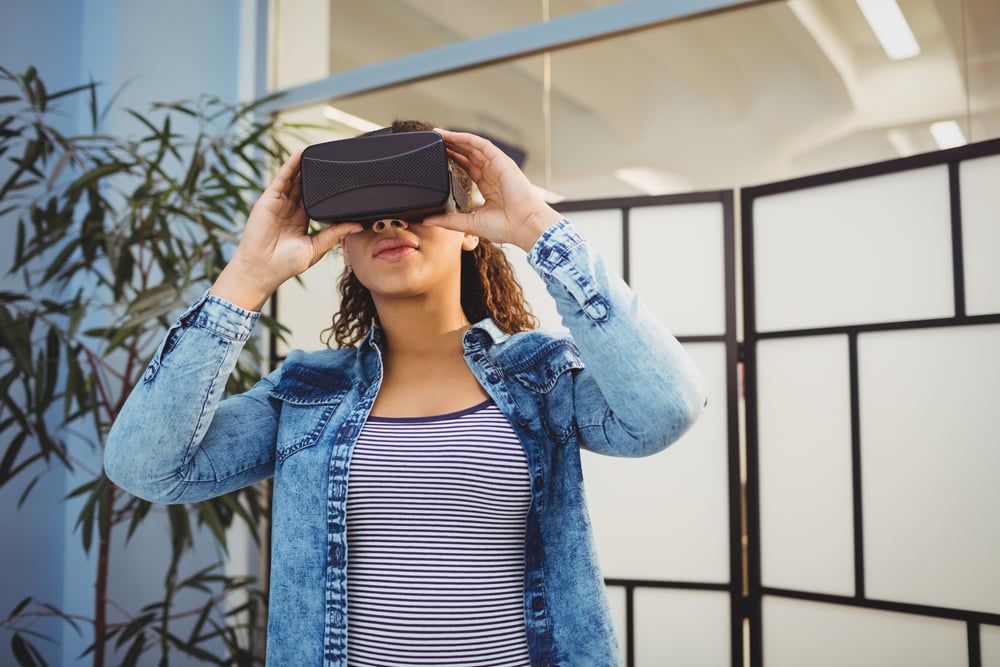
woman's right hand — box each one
[209,150,363,311]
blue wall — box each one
[1,1,245,663]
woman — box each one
[105,121,707,666]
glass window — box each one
[272,0,1000,198]
[270,0,624,89]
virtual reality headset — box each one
[300,129,470,225]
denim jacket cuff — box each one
[176,292,260,343]
[527,218,611,322]
[526,218,584,272]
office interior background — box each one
[1,0,998,665]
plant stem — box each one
[94,481,115,667]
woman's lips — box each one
[372,238,418,261]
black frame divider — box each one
[741,137,1000,667]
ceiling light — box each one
[856,0,921,60]
[323,106,382,133]
[614,167,690,195]
[929,121,967,150]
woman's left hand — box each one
[424,129,563,252]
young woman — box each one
[105,121,708,666]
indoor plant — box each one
[0,65,289,666]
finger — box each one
[445,148,477,179]
[268,150,303,196]
[310,222,363,260]
[287,165,303,202]
[437,129,488,165]
[439,129,506,167]
[422,210,477,234]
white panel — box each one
[763,597,967,667]
[275,252,346,354]
[859,324,1000,614]
[505,211,624,334]
[756,336,855,595]
[630,203,727,337]
[633,589,731,667]
[582,343,730,582]
[753,166,954,332]
[605,585,628,661]
[566,209,624,278]
[960,153,1000,315]
[983,624,1000,667]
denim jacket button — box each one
[533,476,544,493]
[486,372,500,384]
[532,596,545,611]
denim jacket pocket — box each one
[142,323,190,383]
[270,364,353,464]
[505,337,584,445]
[507,338,584,394]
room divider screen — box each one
[742,138,1000,667]
[270,138,999,666]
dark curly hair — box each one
[323,120,538,349]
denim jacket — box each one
[105,219,707,666]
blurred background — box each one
[271,0,1000,198]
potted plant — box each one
[0,64,290,666]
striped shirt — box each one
[346,400,532,666]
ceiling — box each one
[277,0,1000,199]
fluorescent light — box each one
[929,121,967,150]
[856,0,920,60]
[323,106,382,133]
[613,166,690,195]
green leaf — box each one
[164,631,222,663]
[65,160,131,198]
[119,631,147,667]
[0,431,30,486]
[11,633,49,667]
[37,327,61,408]
[63,354,90,419]
[126,284,180,317]
[125,498,152,543]
[70,476,108,554]
[102,321,141,356]
[9,596,33,617]
[166,504,193,553]
[46,81,98,103]
[39,238,82,284]
[195,501,229,553]
[0,307,39,376]
[17,473,42,508]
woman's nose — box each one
[371,219,408,233]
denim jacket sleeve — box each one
[527,219,708,456]
[104,293,279,504]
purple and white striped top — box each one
[346,400,532,666]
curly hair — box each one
[323,120,538,349]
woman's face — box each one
[342,218,479,304]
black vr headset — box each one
[300,128,470,225]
